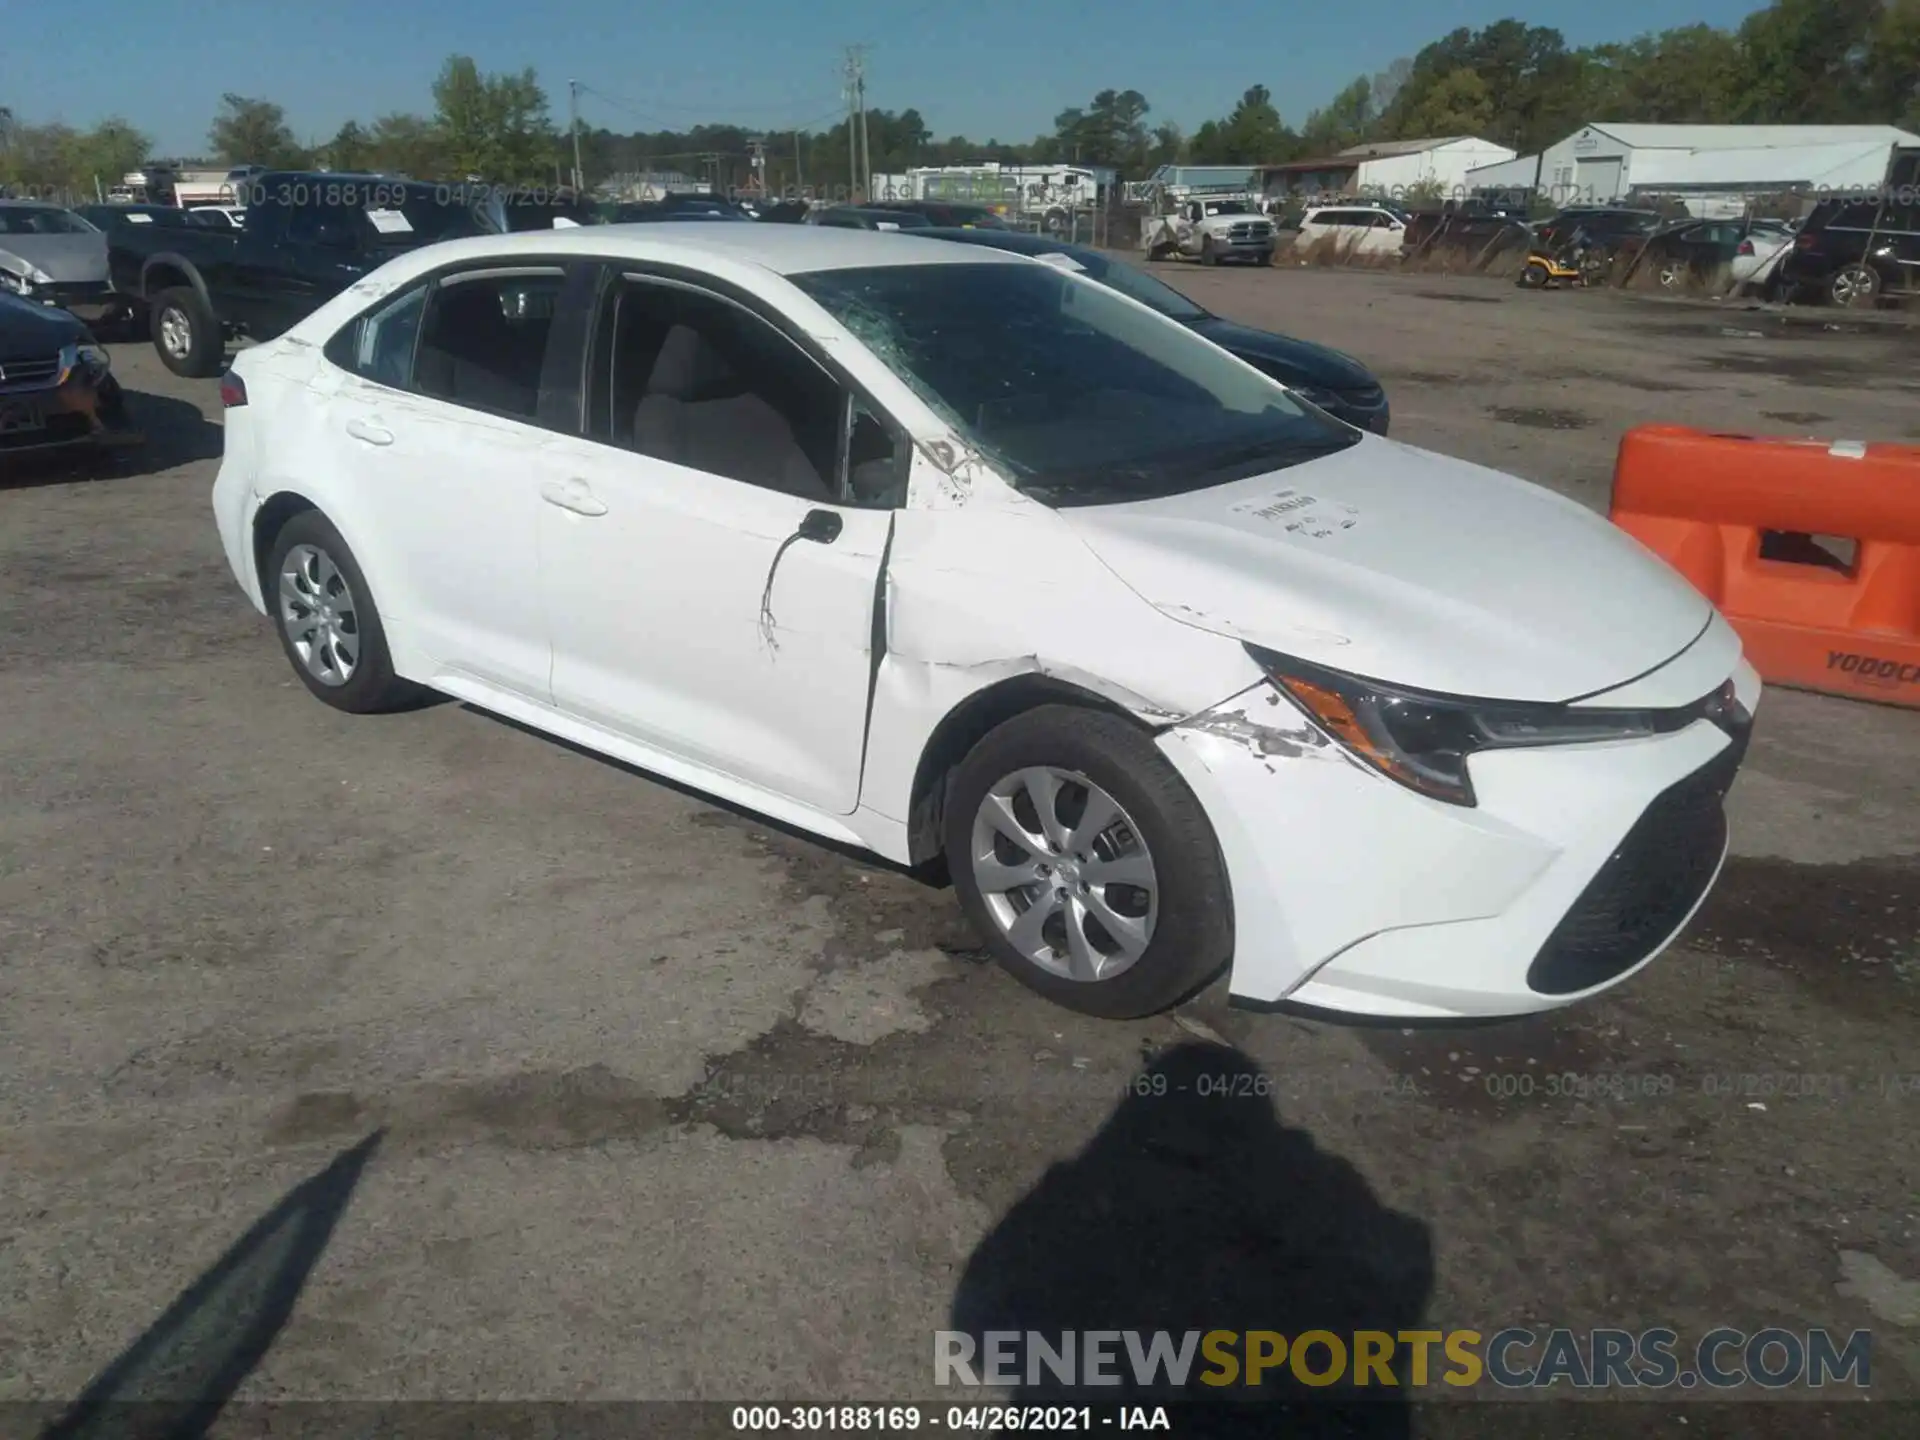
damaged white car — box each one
[211,225,1758,1021]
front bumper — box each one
[4,280,121,320]
[1156,652,1760,1020]
[0,372,143,457]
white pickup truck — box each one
[1139,195,1276,266]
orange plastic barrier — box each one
[1610,424,1920,709]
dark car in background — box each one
[73,203,199,234]
[812,207,934,231]
[912,226,1391,433]
[866,199,1011,229]
[1779,189,1920,308]
[0,292,141,460]
[609,195,752,223]
[111,171,503,377]
[1532,206,1663,253]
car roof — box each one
[395,222,1036,276]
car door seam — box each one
[854,513,896,812]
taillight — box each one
[219,371,247,407]
[1794,232,1817,249]
[1736,239,1754,256]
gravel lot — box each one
[2,266,1916,1429]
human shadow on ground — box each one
[40,1131,383,1440]
[950,1040,1434,1438]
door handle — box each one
[344,417,393,446]
[540,477,608,517]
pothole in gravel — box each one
[1488,406,1591,430]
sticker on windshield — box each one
[366,208,413,234]
[127,213,153,223]
[1032,252,1086,273]
[1231,488,1359,539]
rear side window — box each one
[413,268,568,422]
[1822,201,1883,230]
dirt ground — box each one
[1,265,1916,1434]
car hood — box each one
[0,232,109,283]
[1059,435,1714,704]
[1186,316,1377,390]
[0,290,88,352]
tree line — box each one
[3,1,1916,199]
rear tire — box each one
[943,705,1233,1019]
[150,286,223,378]
[1519,261,1550,289]
[1829,263,1880,309]
[264,510,420,714]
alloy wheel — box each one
[969,766,1159,983]
[278,543,360,686]
[158,306,193,361]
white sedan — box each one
[210,224,1759,1021]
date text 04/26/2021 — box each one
[729,1405,1170,1431]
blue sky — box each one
[12,0,1772,157]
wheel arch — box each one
[251,490,321,599]
[901,672,1152,868]
[141,253,212,309]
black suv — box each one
[1779,166,1920,308]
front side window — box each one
[592,277,885,505]
[792,261,1357,506]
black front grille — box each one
[1527,720,1750,996]
[1339,384,1385,408]
[0,354,63,390]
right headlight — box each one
[1246,646,1728,807]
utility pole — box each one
[568,79,584,193]
[747,135,766,198]
[794,130,804,192]
[843,47,863,199]
[856,51,872,201]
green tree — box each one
[431,55,557,181]
[1052,89,1152,171]
[1399,68,1496,137]
[365,113,444,177]
[208,94,306,167]
[1301,76,1374,153]
[1734,0,1883,122]
[1864,0,1920,129]
[1188,85,1296,165]
[66,118,152,190]
[321,120,371,171]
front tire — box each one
[943,705,1233,1019]
[264,510,418,713]
[150,286,223,378]
[1519,261,1550,289]
[1199,236,1218,267]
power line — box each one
[575,82,841,128]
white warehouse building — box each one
[1465,123,1920,216]
[1261,135,1516,201]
